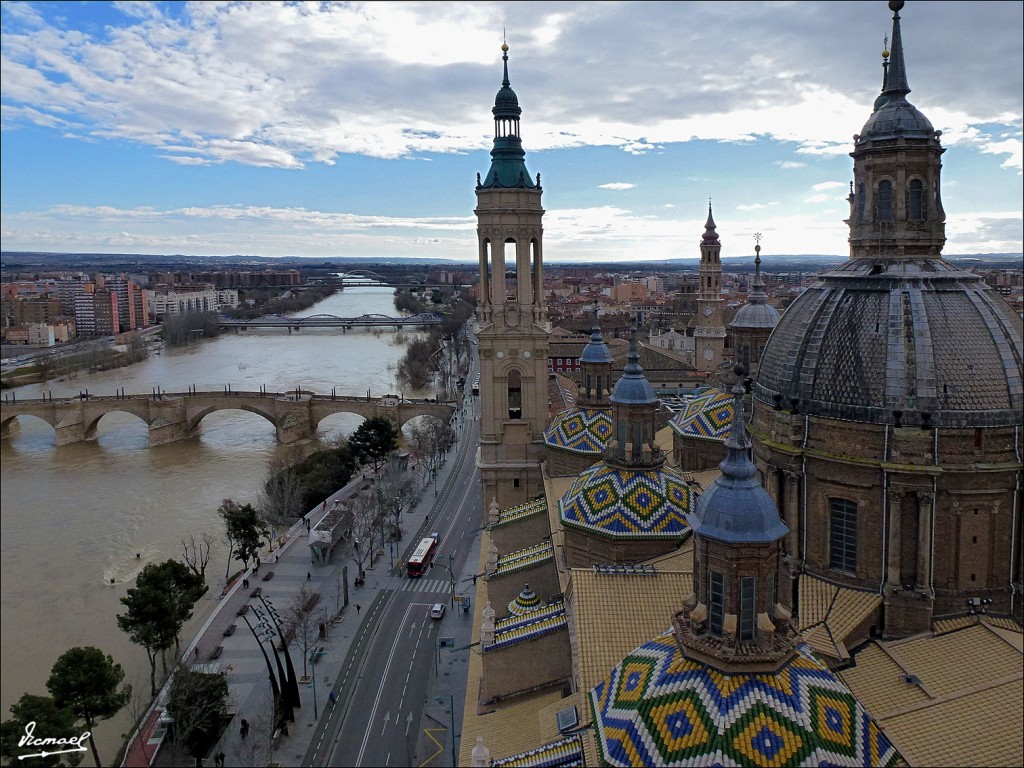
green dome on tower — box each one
[479,42,538,190]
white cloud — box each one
[598,183,635,191]
[811,181,847,191]
[775,160,807,169]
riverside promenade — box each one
[122,400,480,768]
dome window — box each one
[709,571,725,636]
[876,180,894,221]
[829,498,858,574]
[739,576,756,641]
[908,178,925,220]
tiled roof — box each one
[559,464,693,540]
[669,389,735,442]
[487,602,568,652]
[544,406,614,454]
[495,499,548,528]
[492,734,586,767]
[797,573,883,661]
[839,623,1023,767]
[494,542,555,576]
[571,554,694,697]
[589,633,901,767]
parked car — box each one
[430,603,446,619]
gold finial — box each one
[502,41,509,53]
[882,34,890,60]
[753,232,762,254]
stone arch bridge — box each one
[0,390,455,447]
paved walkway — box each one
[123,396,479,768]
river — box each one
[0,286,431,763]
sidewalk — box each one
[124,392,478,768]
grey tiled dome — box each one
[754,258,1024,428]
[730,301,780,330]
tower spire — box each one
[748,233,766,304]
[883,0,910,97]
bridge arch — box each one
[186,403,279,435]
[0,412,58,446]
[314,411,367,443]
[83,409,150,444]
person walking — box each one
[356,604,361,614]
[307,571,312,581]
[240,718,249,738]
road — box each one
[305,349,482,768]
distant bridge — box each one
[216,312,443,330]
[0,389,455,447]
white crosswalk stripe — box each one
[400,578,449,593]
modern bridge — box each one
[0,389,455,447]
[216,312,443,330]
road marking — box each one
[382,710,391,736]
[355,602,419,766]
[419,728,446,767]
[406,711,413,736]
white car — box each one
[430,603,446,619]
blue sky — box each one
[1,0,1021,263]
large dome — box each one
[754,257,1023,428]
[730,301,780,330]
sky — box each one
[1,1,1021,264]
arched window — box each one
[908,179,924,220]
[829,498,858,573]
[507,369,522,419]
[858,182,866,221]
[877,181,893,221]
[709,571,725,636]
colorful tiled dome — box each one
[559,464,693,539]
[508,584,543,616]
[589,632,901,767]
[545,406,614,455]
[669,390,734,442]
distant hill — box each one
[1,250,1021,273]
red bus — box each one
[407,536,438,577]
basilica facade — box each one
[462,3,1022,766]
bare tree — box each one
[283,585,321,680]
[336,496,377,581]
[165,663,229,767]
[258,460,305,525]
[181,533,214,583]
[375,459,416,540]
[234,687,274,768]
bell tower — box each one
[845,0,946,260]
[475,42,550,513]
[694,203,727,373]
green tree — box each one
[0,694,82,768]
[166,666,229,766]
[349,417,399,472]
[45,647,131,768]
[117,581,177,697]
[218,500,270,579]
[137,560,208,656]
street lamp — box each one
[431,554,456,608]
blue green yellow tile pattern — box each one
[495,498,548,527]
[559,464,693,539]
[508,584,543,616]
[669,390,735,442]
[589,633,901,767]
[492,734,586,767]
[486,601,567,651]
[545,406,614,455]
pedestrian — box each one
[194,647,199,658]
[216,751,225,767]
[356,604,361,614]
[472,573,477,585]
[307,571,311,581]
[240,718,249,738]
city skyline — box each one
[1,0,1021,263]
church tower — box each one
[845,1,945,259]
[474,43,550,512]
[694,203,727,373]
